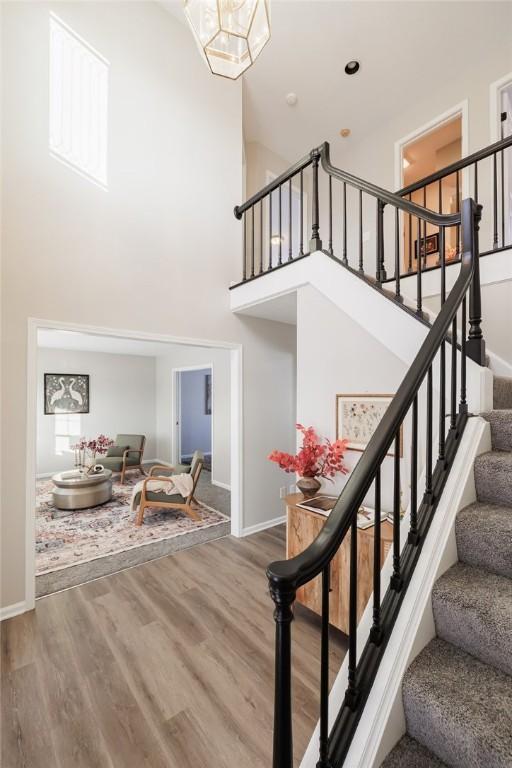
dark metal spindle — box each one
[408,195,413,273]
[328,175,333,255]
[345,517,359,709]
[299,170,304,256]
[243,211,247,281]
[288,179,293,262]
[394,207,401,300]
[278,185,283,266]
[456,171,461,256]
[416,218,422,315]
[460,296,467,412]
[439,227,446,462]
[493,153,499,247]
[390,433,402,591]
[268,192,273,271]
[425,366,433,499]
[358,190,363,273]
[409,396,419,545]
[309,149,322,252]
[474,162,479,203]
[342,182,348,265]
[318,566,330,766]
[251,206,255,278]
[260,201,263,274]
[438,179,443,265]
[370,469,383,645]
[450,314,457,431]
[422,187,428,268]
[376,199,384,283]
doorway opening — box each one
[174,366,213,473]
[27,320,242,604]
[396,104,467,273]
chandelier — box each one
[184,0,271,80]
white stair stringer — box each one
[230,251,493,414]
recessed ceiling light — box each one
[340,128,351,138]
[345,60,360,75]
[285,92,298,106]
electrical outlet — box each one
[280,486,287,499]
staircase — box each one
[381,375,512,768]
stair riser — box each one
[494,377,512,410]
[483,411,512,451]
[456,510,512,580]
[475,459,512,506]
[432,594,512,678]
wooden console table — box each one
[284,493,393,634]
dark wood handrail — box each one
[397,134,512,198]
[267,196,477,591]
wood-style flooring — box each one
[1,526,347,768]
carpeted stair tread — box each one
[380,735,448,768]
[432,562,512,676]
[403,637,512,768]
[456,502,512,579]
[494,376,512,410]
[482,410,512,451]
[474,450,512,506]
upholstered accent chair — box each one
[134,451,204,527]
[101,434,146,484]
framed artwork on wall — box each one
[336,393,403,457]
[205,373,212,415]
[44,373,90,414]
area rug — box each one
[35,473,230,597]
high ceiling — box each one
[242,0,511,162]
[161,1,511,164]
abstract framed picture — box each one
[336,393,403,457]
[414,232,439,260]
[205,373,212,415]
[44,373,90,414]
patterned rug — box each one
[35,472,229,595]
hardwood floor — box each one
[1,526,347,767]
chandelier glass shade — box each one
[184,0,271,80]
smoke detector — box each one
[285,92,298,106]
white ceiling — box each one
[241,1,511,162]
[37,329,219,357]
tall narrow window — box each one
[49,13,109,187]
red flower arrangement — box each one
[268,424,349,480]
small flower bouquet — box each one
[268,424,349,497]
[72,435,114,473]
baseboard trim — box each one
[1,601,28,621]
[241,515,286,537]
[212,480,231,491]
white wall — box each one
[37,347,157,475]
[296,286,407,510]
[1,2,296,610]
[155,346,233,488]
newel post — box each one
[269,578,296,768]
[309,149,323,253]
[467,203,486,366]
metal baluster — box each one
[395,207,401,301]
[318,566,330,767]
[344,516,359,709]
[450,313,457,431]
[269,191,273,271]
[288,179,293,262]
[278,185,283,266]
[460,296,467,413]
[243,211,247,281]
[474,162,479,203]
[468,203,485,365]
[416,218,422,315]
[409,396,419,545]
[376,199,384,283]
[493,152,499,248]
[250,206,255,278]
[358,190,363,273]
[437,179,443,265]
[422,187,428,268]
[260,200,263,274]
[501,113,506,247]
[425,366,433,500]
[408,195,413,273]
[370,468,383,645]
[342,182,348,265]
[456,171,461,257]
[270,584,295,768]
[390,433,403,591]
[328,175,333,256]
[299,170,304,256]
[439,227,446,462]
